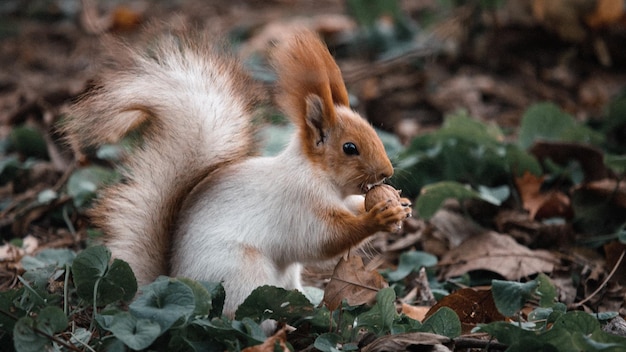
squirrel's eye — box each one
[343,142,359,156]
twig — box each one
[571,250,625,308]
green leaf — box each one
[178,277,214,316]
[9,125,48,159]
[392,112,540,198]
[72,245,109,300]
[438,112,504,145]
[355,288,397,334]
[12,306,68,352]
[506,337,557,352]
[518,102,603,149]
[384,250,437,282]
[106,311,162,350]
[199,281,226,318]
[552,311,600,335]
[13,317,48,352]
[190,316,266,347]
[535,273,557,308]
[518,103,576,149]
[0,289,25,333]
[21,248,75,289]
[130,277,196,330]
[574,334,626,352]
[235,285,314,324]
[98,259,138,303]
[0,156,21,185]
[492,279,539,317]
[415,181,501,219]
[476,321,535,345]
[314,333,343,352]
[72,246,136,305]
[21,248,76,271]
[36,306,67,335]
[605,154,626,175]
[67,166,118,208]
[419,307,461,338]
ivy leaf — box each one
[535,273,557,308]
[13,317,48,352]
[420,307,461,338]
[72,246,137,306]
[519,102,603,149]
[9,125,49,159]
[384,251,437,282]
[178,277,214,316]
[72,246,110,300]
[12,307,68,352]
[130,277,196,330]
[67,166,118,208]
[235,285,314,324]
[105,311,162,350]
[36,306,67,335]
[416,181,501,220]
[491,279,539,317]
[314,333,344,352]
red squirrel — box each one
[64,28,411,316]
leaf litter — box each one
[1,0,626,350]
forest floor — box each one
[1,0,626,350]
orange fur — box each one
[272,30,350,158]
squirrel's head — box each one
[301,94,393,197]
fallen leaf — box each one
[111,6,143,32]
[439,231,557,280]
[532,0,595,41]
[578,178,626,208]
[401,303,431,322]
[361,332,453,352]
[515,171,573,220]
[424,288,504,334]
[323,254,388,311]
[585,0,626,28]
[604,241,626,285]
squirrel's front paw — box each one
[367,200,408,233]
[365,185,412,233]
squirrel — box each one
[63,28,411,316]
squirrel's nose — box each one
[380,163,394,180]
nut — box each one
[364,184,402,211]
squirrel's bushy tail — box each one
[64,30,260,285]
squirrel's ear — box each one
[305,94,328,146]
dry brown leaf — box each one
[585,0,626,28]
[439,231,557,280]
[242,326,289,352]
[579,179,626,208]
[361,332,453,352]
[424,287,504,333]
[604,241,626,285]
[322,255,388,311]
[515,171,573,220]
[532,0,596,41]
[238,15,355,59]
[111,6,143,32]
[401,303,431,322]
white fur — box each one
[173,137,357,315]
